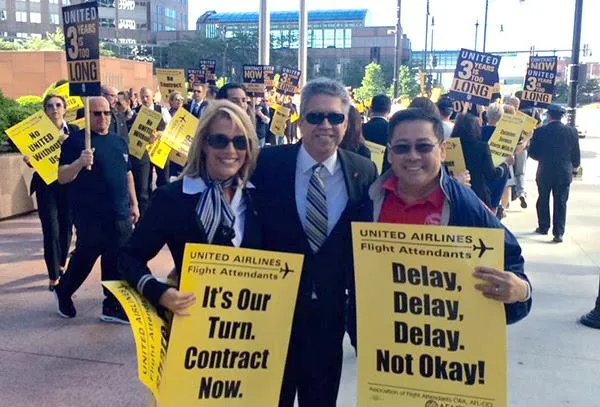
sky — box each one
[189,0,599,62]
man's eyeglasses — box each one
[305,112,345,125]
[389,143,438,155]
[45,103,64,109]
[91,111,111,117]
[206,134,247,150]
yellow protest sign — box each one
[516,111,537,135]
[147,140,172,169]
[169,150,187,167]
[158,244,303,406]
[70,117,85,130]
[270,103,281,111]
[356,102,365,113]
[430,87,442,103]
[269,106,291,137]
[103,281,168,400]
[53,82,84,113]
[156,69,186,101]
[365,141,386,175]
[444,138,467,176]
[290,112,299,124]
[161,107,198,157]
[488,113,524,167]
[352,223,506,407]
[129,107,163,160]
[5,111,61,185]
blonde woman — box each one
[118,100,261,315]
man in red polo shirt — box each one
[369,108,532,323]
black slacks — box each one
[536,178,570,237]
[279,300,344,407]
[130,154,151,216]
[35,182,73,281]
[58,218,132,309]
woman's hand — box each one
[158,288,196,316]
[473,266,529,304]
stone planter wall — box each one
[0,153,36,219]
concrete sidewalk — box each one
[1,138,600,406]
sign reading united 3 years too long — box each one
[62,1,100,96]
[158,244,303,406]
[352,223,507,407]
[449,48,501,106]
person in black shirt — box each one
[53,96,139,323]
[529,104,581,243]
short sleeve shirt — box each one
[378,175,445,225]
[60,130,131,223]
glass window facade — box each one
[16,11,27,22]
[49,13,59,24]
[30,12,41,24]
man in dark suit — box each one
[529,104,580,243]
[252,78,377,407]
[183,83,205,118]
[362,94,391,146]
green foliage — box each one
[0,38,22,50]
[0,89,42,153]
[387,65,420,99]
[16,95,43,106]
[354,63,387,102]
[553,82,568,104]
[342,60,368,88]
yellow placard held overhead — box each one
[161,107,198,157]
[488,113,525,167]
[430,87,442,103]
[5,111,61,185]
[158,244,303,406]
[269,106,291,137]
[128,107,163,160]
[365,141,386,175]
[147,139,172,170]
[156,69,187,101]
[103,281,168,401]
[444,138,467,176]
[352,223,507,407]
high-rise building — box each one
[0,0,188,43]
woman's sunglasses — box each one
[206,134,247,150]
[305,112,345,125]
[389,143,437,155]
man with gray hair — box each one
[252,77,377,406]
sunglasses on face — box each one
[389,142,438,155]
[92,111,111,117]
[305,112,345,125]
[206,134,248,150]
[46,103,64,109]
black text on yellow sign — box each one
[158,244,303,406]
[352,223,507,407]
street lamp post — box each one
[482,0,489,52]
[298,0,308,87]
[258,0,270,65]
[474,20,479,50]
[392,0,402,98]
[423,0,430,71]
[567,0,583,127]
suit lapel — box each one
[338,149,361,206]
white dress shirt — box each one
[182,176,254,247]
[295,144,348,236]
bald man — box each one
[54,96,139,324]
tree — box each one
[353,62,387,102]
[342,60,368,88]
[553,82,568,104]
[387,65,420,99]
